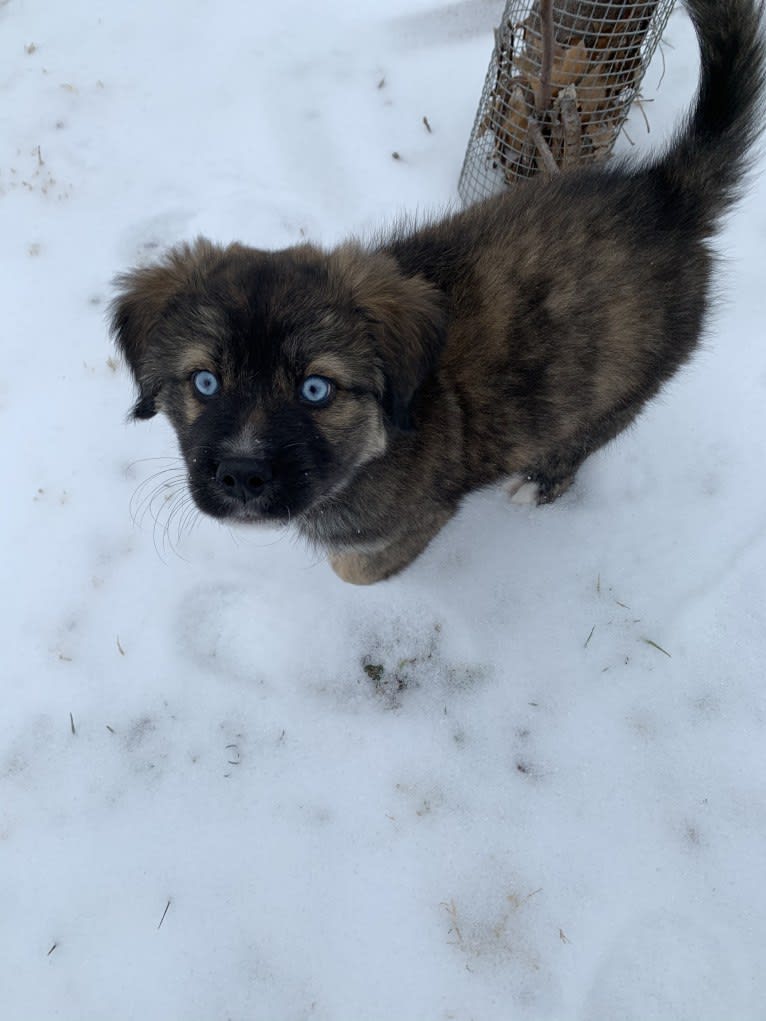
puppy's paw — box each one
[506,475,539,505]
[330,541,421,584]
[330,552,384,586]
[535,474,575,504]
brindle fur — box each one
[112,0,764,584]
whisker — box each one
[225,525,242,548]
[176,497,199,546]
[126,455,185,471]
[130,473,188,530]
[125,460,194,563]
[130,473,186,526]
[162,492,194,562]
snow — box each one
[2,1,765,1018]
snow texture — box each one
[2,1,765,1018]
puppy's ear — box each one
[337,247,446,430]
[110,238,222,419]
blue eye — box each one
[300,375,334,405]
[193,370,220,397]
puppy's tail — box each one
[650,0,765,229]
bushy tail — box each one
[652,0,765,228]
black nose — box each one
[215,458,273,503]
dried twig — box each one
[558,85,582,168]
[539,0,555,111]
[528,117,559,174]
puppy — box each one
[111,0,764,584]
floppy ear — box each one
[337,247,446,430]
[109,238,222,419]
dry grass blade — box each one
[157,899,171,930]
[642,637,671,658]
[442,899,463,944]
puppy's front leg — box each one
[330,507,453,584]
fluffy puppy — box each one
[112,0,764,584]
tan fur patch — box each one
[305,354,366,389]
[318,396,387,467]
[175,343,219,379]
[181,389,206,425]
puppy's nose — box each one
[215,458,273,503]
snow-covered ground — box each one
[2,1,765,1017]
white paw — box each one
[505,475,539,505]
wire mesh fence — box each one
[458,0,676,204]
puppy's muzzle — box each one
[215,458,273,505]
